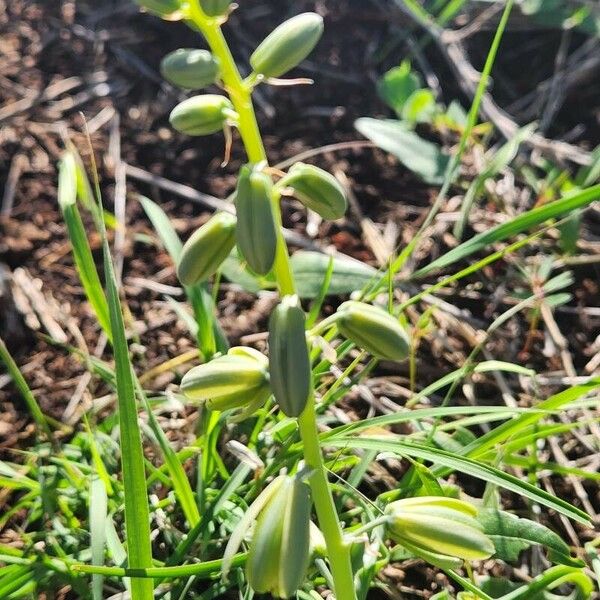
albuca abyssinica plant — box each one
[39,1,593,600]
[150,2,496,597]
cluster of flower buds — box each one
[385,496,495,569]
[223,473,312,598]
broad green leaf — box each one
[477,509,583,567]
[291,251,378,298]
[355,117,450,185]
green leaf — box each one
[377,61,421,114]
[58,152,111,338]
[477,509,584,567]
[291,251,378,298]
[97,174,154,598]
[328,438,591,525]
[402,89,437,124]
[355,118,450,185]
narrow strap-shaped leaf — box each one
[414,184,600,277]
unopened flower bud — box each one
[335,301,410,361]
[200,0,231,17]
[279,162,347,220]
[177,212,236,286]
[246,474,312,598]
[180,347,269,409]
[135,0,179,17]
[268,295,311,417]
[385,496,495,568]
[250,13,324,79]
[169,94,234,136]
[234,165,278,275]
[161,49,220,89]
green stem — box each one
[188,4,355,598]
[298,400,356,600]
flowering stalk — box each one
[184,3,355,598]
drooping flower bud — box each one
[180,346,269,411]
[135,0,179,17]
[250,13,324,79]
[278,162,347,220]
[385,496,495,569]
[161,49,220,89]
[177,212,236,286]
[268,295,312,417]
[234,165,278,275]
[169,94,234,136]
[200,0,231,17]
[335,301,410,361]
[232,474,312,598]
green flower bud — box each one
[169,94,234,136]
[234,165,278,275]
[161,49,220,90]
[279,162,347,220]
[385,497,495,568]
[180,347,268,404]
[200,0,231,17]
[177,212,236,286]
[246,474,312,598]
[268,295,311,417]
[250,13,324,79]
[135,0,179,17]
[335,301,410,361]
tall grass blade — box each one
[330,438,590,524]
[58,151,111,338]
[0,337,51,439]
[414,184,600,277]
[93,161,154,598]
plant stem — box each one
[188,5,356,598]
[298,400,356,600]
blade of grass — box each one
[0,337,52,439]
[90,141,154,599]
[414,184,600,277]
[58,151,111,338]
[330,437,590,524]
[89,475,108,600]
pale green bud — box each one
[335,301,410,361]
[250,13,324,79]
[246,474,312,598]
[180,346,268,404]
[278,162,347,220]
[234,165,278,275]
[161,49,220,89]
[169,94,234,136]
[385,496,495,568]
[268,295,311,417]
[177,212,236,285]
